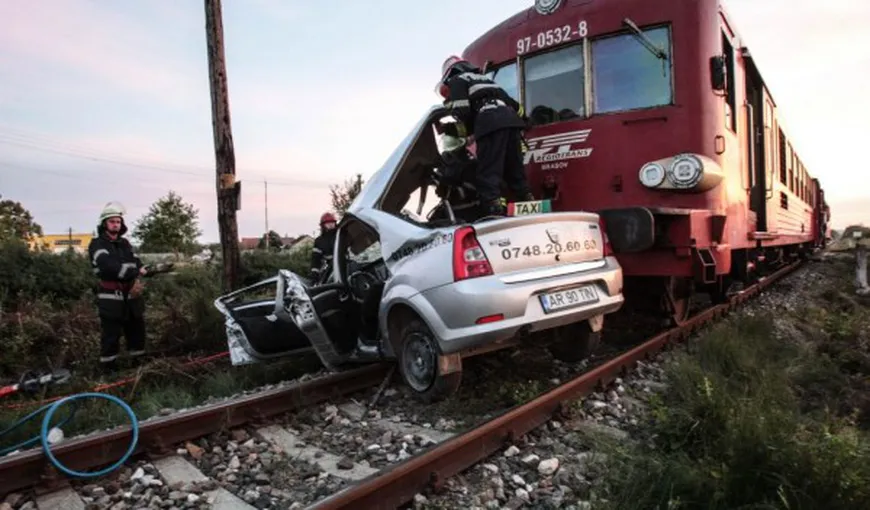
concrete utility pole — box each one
[204,0,241,291]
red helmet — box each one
[320,212,336,225]
[435,55,472,95]
[441,55,466,80]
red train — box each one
[460,0,830,324]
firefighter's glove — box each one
[129,279,145,299]
[435,183,451,199]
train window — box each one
[590,26,673,114]
[778,129,787,184]
[487,63,519,103]
[522,45,585,126]
[722,33,736,131]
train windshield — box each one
[488,25,673,126]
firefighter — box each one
[87,201,147,372]
[311,212,337,282]
[432,131,482,223]
[436,55,535,217]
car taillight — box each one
[599,217,614,257]
[453,226,493,281]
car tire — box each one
[397,319,462,403]
[547,321,601,363]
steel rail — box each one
[309,262,803,510]
[0,363,390,496]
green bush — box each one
[239,247,312,287]
[0,241,92,310]
[603,316,870,510]
[0,242,318,380]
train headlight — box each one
[668,154,704,188]
[639,162,666,188]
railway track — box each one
[0,261,802,509]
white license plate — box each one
[539,285,599,313]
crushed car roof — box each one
[347,104,446,215]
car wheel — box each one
[547,321,601,363]
[398,319,462,403]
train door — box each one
[743,54,767,231]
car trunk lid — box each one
[472,212,606,275]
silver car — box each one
[215,105,624,402]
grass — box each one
[0,353,322,455]
[598,257,870,510]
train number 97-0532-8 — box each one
[500,240,597,260]
[516,21,589,55]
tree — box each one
[329,173,364,216]
[132,191,202,254]
[0,195,43,244]
[258,230,283,250]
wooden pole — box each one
[204,0,240,291]
[264,180,269,249]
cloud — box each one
[0,1,205,110]
[3,0,866,240]
[828,197,870,230]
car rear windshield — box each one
[487,25,673,126]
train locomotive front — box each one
[460,0,828,324]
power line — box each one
[0,124,195,166]
[0,131,338,189]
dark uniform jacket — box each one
[310,230,337,280]
[443,70,526,139]
[88,224,143,295]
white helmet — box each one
[99,201,127,223]
[440,134,467,154]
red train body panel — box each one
[460,0,829,299]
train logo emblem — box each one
[534,0,563,16]
[524,128,594,166]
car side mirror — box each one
[710,55,727,91]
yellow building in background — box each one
[30,232,95,254]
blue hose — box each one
[0,392,139,478]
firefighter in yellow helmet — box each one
[87,201,147,372]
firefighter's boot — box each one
[100,359,119,375]
[480,199,506,218]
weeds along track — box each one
[309,261,803,510]
[0,364,390,498]
[0,262,801,509]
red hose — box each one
[1,351,230,410]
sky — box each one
[0,0,867,243]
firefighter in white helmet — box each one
[431,128,481,223]
[87,201,148,372]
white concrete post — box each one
[857,246,869,294]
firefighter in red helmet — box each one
[436,55,534,217]
[310,212,338,282]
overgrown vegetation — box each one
[601,256,870,510]
[0,239,312,379]
[0,354,322,454]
